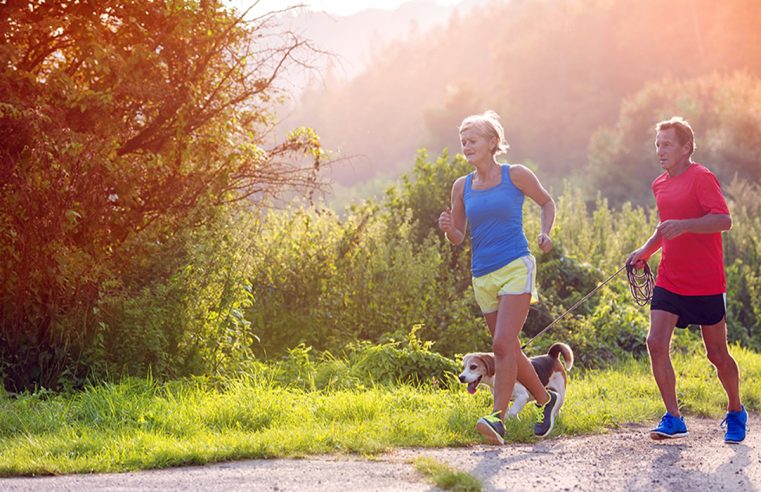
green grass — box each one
[413,457,482,491]
[1,346,760,477]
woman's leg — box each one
[484,293,549,418]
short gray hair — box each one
[656,116,696,156]
[459,110,510,156]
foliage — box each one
[0,1,323,390]
[6,121,761,390]
[228,326,462,392]
[91,202,262,380]
[4,0,761,396]
[1,346,760,476]
[348,325,460,386]
[385,149,472,246]
[414,457,482,492]
[243,194,487,357]
[588,73,761,205]
[166,149,761,375]
[382,150,486,354]
[724,179,761,350]
[291,0,761,189]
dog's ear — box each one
[477,354,495,377]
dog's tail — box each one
[547,343,574,371]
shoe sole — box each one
[725,437,745,444]
[650,430,689,440]
[476,419,504,445]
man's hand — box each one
[657,220,687,240]
[626,248,647,269]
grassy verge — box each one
[413,457,482,491]
[1,346,759,476]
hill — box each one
[285,0,761,193]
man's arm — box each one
[627,228,663,267]
[657,213,732,240]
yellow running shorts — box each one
[472,254,538,314]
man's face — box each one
[655,128,690,174]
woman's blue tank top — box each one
[463,164,530,277]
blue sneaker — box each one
[721,406,748,444]
[650,412,688,440]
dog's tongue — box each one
[467,381,478,394]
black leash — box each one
[626,261,655,306]
[521,261,654,350]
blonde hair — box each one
[656,116,696,156]
[459,110,510,156]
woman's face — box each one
[460,126,495,165]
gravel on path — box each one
[1,414,759,491]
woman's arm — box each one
[439,176,467,245]
[510,165,555,253]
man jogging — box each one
[626,116,747,444]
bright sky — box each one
[230,0,465,17]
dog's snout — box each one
[458,374,466,383]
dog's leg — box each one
[547,374,566,411]
[507,386,531,418]
[552,385,565,410]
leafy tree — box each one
[385,149,471,246]
[0,0,324,391]
[724,179,761,350]
[587,73,761,205]
[290,0,761,188]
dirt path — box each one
[2,415,760,491]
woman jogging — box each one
[438,110,559,444]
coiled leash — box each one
[626,261,655,306]
[521,261,655,350]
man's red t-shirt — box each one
[652,163,729,296]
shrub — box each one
[348,326,460,387]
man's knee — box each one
[646,333,671,357]
[705,345,733,369]
[648,312,677,357]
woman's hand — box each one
[538,232,553,253]
[438,208,454,234]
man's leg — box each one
[648,310,680,416]
[701,317,742,412]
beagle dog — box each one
[459,343,573,418]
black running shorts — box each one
[650,286,726,328]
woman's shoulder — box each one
[453,174,469,185]
[506,162,530,173]
[506,163,534,185]
[452,174,468,192]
